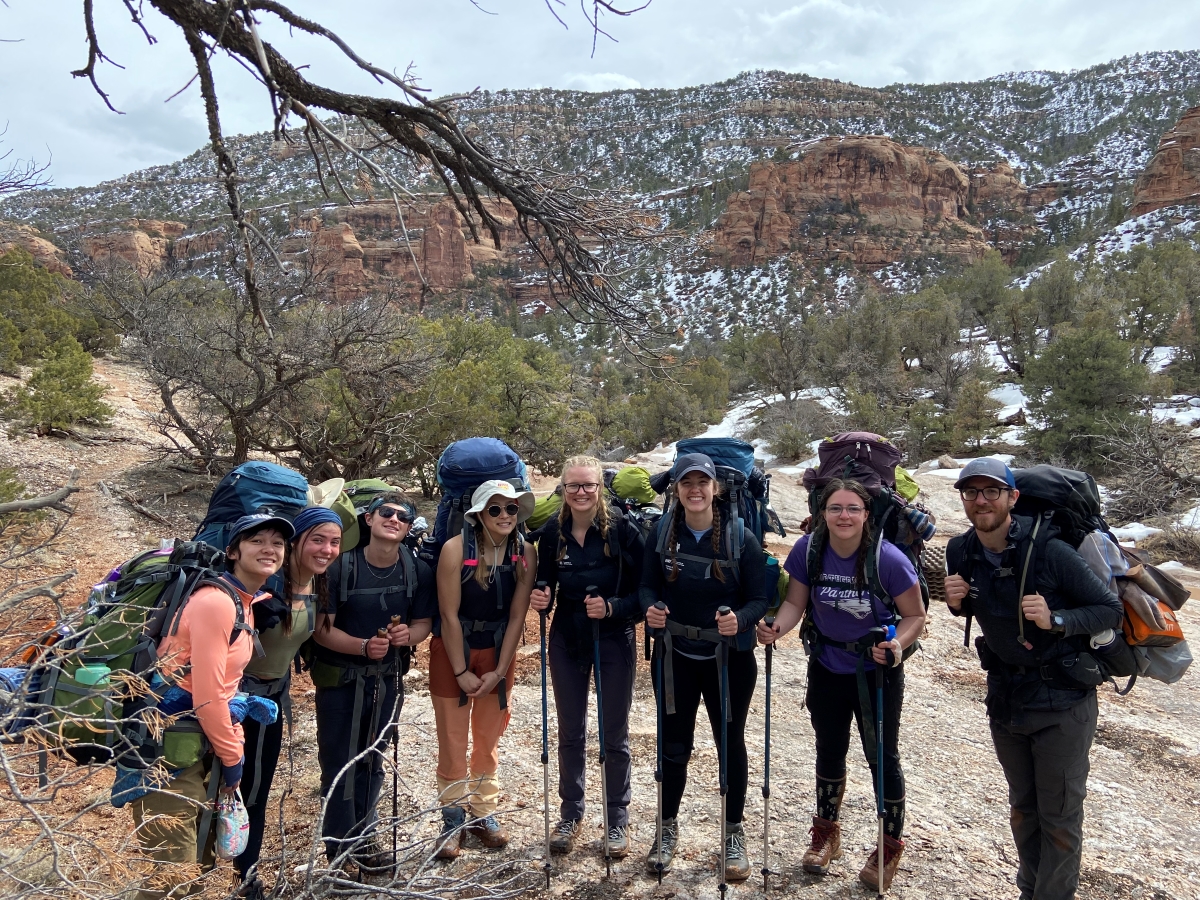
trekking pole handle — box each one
[587,586,600,636]
[535,581,549,617]
[717,605,732,616]
[876,624,897,667]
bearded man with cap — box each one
[943,458,1123,900]
[312,492,437,871]
[430,479,537,859]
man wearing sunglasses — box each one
[943,459,1122,900]
[313,492,437,872]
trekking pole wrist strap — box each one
[454,666,468,678]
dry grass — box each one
[1140,525,1200,568]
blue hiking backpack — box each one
[419,438,530,568]
[193,461,310,550]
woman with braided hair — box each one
[757,478,924,892]
[640,453,768,880]
[529,456,645,860]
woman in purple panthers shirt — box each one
[758,478,925,893]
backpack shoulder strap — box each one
[339,549,356,608]
[399,545,417,601]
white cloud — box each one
[561,72,643,92]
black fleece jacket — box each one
[639,518,768,657]
[946,513,1124,717]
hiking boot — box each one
[723,822,750,883]
[354,837,393,872]
[801,816,842,875]
[435,807,466,861]
[857,835,904,891]
[549,819,582,854]
[644,817,678,875]
[237,876,265,900]
[468,815,510,849]
[606,825,630,859]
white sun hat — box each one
[464,479,535,526]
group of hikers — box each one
[28,436,1156,900]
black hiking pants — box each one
[805,658,906,831]
[314,673,399,861]
[235,687,286,878]
[654,647,757,824]
[990,691,1097,900]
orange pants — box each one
[429,636,515,817]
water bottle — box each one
[73,663,112,687]
[1090,629,1117,650]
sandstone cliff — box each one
[713,136,991,267]
[0,222,72,276]
[1131,105,1200,218]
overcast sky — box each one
[1,1,1198,189]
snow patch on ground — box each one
[1110,523,1164,541]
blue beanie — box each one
[291,506,343,541]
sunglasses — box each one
[487,503,521,518]
[373,506,413,523]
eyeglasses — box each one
[960,487,1010,502]
[374,506,413,523]
[564,482,601,494]
[824,504,866,517]
[487,503,521,518]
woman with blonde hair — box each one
[529,456,645,860]
[431,480,537,859]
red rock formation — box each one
[1131,105,1200,218]
[714,136,990,267]
[81,229,171,276]
[0,222,72,276]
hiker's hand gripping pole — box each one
[762,615,775,892]
[652,601,667,884]
[587,585,611,878]
[535,581,551,888]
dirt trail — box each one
[2,365,1198,900]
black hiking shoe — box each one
[645,817,678,875]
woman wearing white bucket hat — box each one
[430,479,537,858]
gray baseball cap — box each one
[673,453,717,481]
[953,457,1016,490]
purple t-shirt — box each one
[784,535,918,675]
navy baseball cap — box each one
[225,513,295,548]
[953,457,1016,491]
[673,453,717,481]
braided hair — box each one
[664,479,727,583]
[809,478,874,597]
[556,455,612,561]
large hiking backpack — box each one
[653,438,787,625]
[418,437,530,569]
[23,542,251,767]
[194,462,309,550]
[607,466,663,539]
[1005,464,1190,690]
[801,432,935,629]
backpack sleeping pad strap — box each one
[659,619,726,716]
[195,756,222,864]
[456,618,509,710]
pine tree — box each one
[2,336,113,436]
[952,373,1003,451]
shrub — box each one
[1,336,113,435]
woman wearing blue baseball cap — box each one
[235,506,343,898]
[641,453,769,881]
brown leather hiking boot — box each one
[857,835,904,891]
[435,808,465,861]
[801,816,842,875]
[468,815,510,849]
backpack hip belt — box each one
[452,617,510,710]
[659,618,729,716]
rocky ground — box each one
[1,359,1197,900]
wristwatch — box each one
[1050,613,1066,635]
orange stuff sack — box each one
[1121,579,1186,647]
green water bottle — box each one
[74,663,111,687]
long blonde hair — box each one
[556,455,612,561]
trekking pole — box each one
[587,585,610,878]
[652,601,667,885]
[536,581,552,888]
[716,605,732,900]
[761,615,775,892]
[389,616,402,876]
[874,624,896,899]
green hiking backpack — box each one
[331,479,406,553]
[30,541,251,767]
